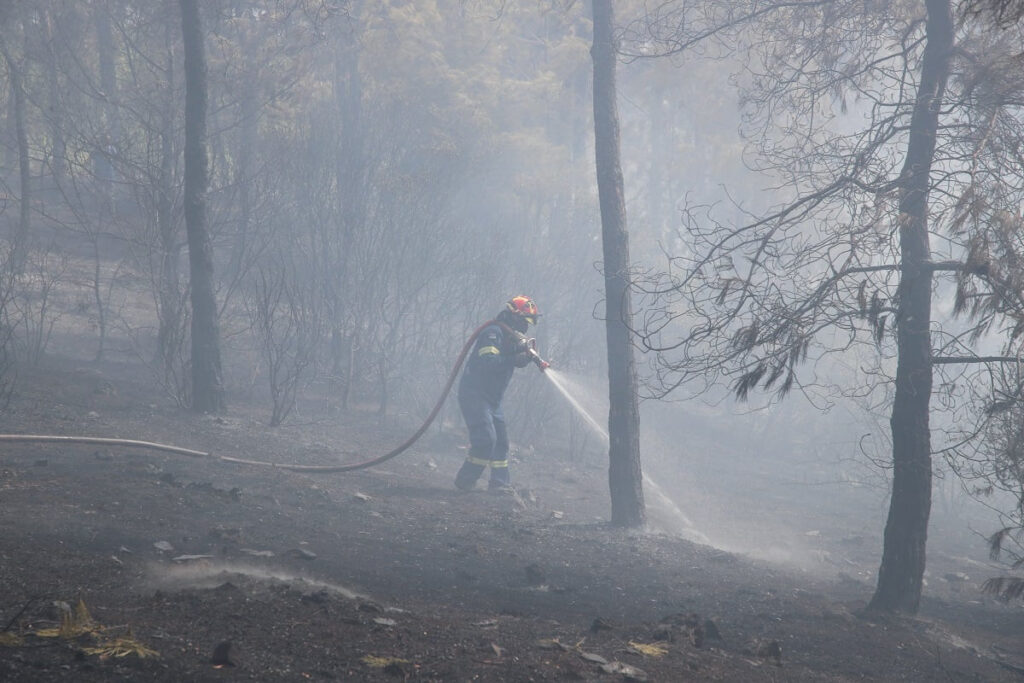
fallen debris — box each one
[578,650,608,665]
[600,660,648,681]
[0,632,23,646]
[27,599,159,661]
[362,654,411,677]
[171,554,214,563]
[84,631,159,660]
[628,640,669,657]
[536,638,570,651]
[287,547,317,560]
[35,599,98,639]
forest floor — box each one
[2,354,1024,682]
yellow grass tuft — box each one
[627,640,669,657]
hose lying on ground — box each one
[0,319,502,474]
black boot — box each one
[487,467,512,493]
[454,461,484,491]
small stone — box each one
[600,661,647,681]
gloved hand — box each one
[512,333,535,354]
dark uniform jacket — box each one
[458,321,528,405]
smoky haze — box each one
[1,2,1022,669]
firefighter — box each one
[454,296,540,492]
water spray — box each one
[542,367,710,543]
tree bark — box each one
[329,12,364,411]
[94,2,120,197]
[591,0,645,528]
[869,0,953,613]
[0,30,30,269]
[156,113,182,375]
[229,68,255,282]
[180,0,225,414]
[41,11,66,187]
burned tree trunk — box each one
[329,21,364,412]
[0,30,30,269]
[180,0,225,414]
[869,0,953,613]
[94,4,119,196]
[41,11,66,187]
[591,0,645,528]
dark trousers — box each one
[454,392,510,490]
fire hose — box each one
[0,320,548,474]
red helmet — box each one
[506,295,539,325]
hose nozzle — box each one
[527,347,550,372]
